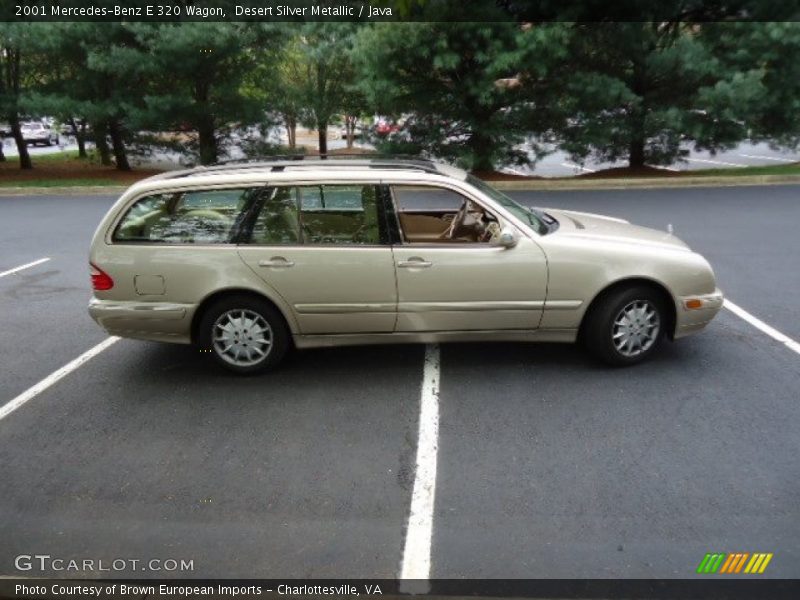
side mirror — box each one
[495,227,518,248]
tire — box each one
[197,295,290,374]
[583,285,668,366]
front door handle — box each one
[258,257,295,268]
[397,258,433,268]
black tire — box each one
[583,285,668,366]
[197,294,290,374]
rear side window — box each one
[300,185,381,244]
[244,185,383,245]
[113,188,256,244]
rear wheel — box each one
[197,295,289,374]
[583,286,668,366]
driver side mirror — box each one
[495,227,518,248]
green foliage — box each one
[353,20,563,170]
[3,17,800,173]
[702,22,800,149]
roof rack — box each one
[157,154,447,180]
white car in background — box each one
[20,121,59,146]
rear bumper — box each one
[88,298,195,344]
[674,288,724,339]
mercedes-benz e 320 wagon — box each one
[89,158,723,373]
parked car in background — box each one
[88,158,723,374]
[374,119,400,136]
[20,121,59,146]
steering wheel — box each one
[445,200,470,240]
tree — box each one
[111,23,282,165]
[0,24,34,169]
[554,22,764,168]
[295,23,360,156]
[353,20,561,170]
[244,31,304,151]
[701,22,800,150]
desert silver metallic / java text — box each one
[613,300,660,357]
[213,309,273,366]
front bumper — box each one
[674,288,724,339]
[88,298,195,344]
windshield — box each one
[467,175,552,235]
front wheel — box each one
[583,286,668,366]
[197,295,290,374]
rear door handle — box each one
[397,259,432,268]
[258,257,295,268]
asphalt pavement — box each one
[0,185,798,580]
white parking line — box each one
[0,257,50,279]
[560,162,597,173]
[724,300,800,356]
[737,153,798,163]
[400,343,441,582]
[0,337,119,422]
[686,157,747,167]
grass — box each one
[0,178,121,188]
[688,162,800,177]
[0,149,161,187]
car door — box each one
[237,184,398,334]
[388,184,548,332]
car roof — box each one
[135,157,468,188]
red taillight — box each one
[90,262,114,291]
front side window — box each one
[391,185,503,244]
[113,188,257,244]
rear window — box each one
[113,188,257,244]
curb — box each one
[490,173,800,191]
[1,174,799,196]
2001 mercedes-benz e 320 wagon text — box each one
[88,158,723,373]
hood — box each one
[544,208,690,251]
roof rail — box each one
[160,154,447,179]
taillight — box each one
[90,262,114,291]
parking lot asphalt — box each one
[0,185,798,580]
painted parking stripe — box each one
[686,157,747,167]
[724,300,800,356]
[0,337,119,422]
[0,257,50,279]
[400,344,441,582]
[737,153,798,163]
[560,162,597,173]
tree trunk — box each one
[284,114,296,150]
[9,116,32,170]
[93,121,112,166]
[3,48,31,169]
[628,135,646,168]
[197,116,217,165]
[345,115,355,149]
[0,139,5,162]
[108,120,130,171]
[628,55,647,169]
[317,120,328,157]
[468,129,494,172]
[70,118,87,159]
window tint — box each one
[248,187,301,245]
[300,185,382,245]
[393,186,465,211]
[114,188,254,244]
